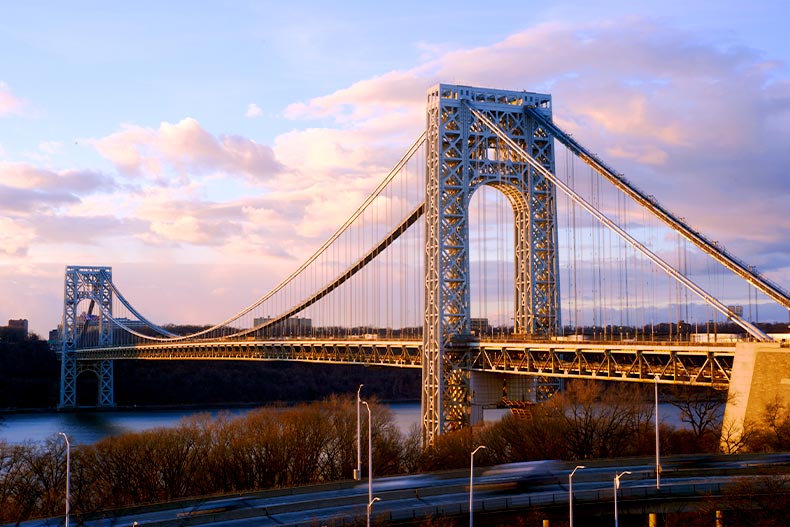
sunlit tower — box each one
[422,84,560,444]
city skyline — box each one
[1,1,789,337]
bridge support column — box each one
[722,342,790,445]
[422,84,559,445]
[59,266,115,409]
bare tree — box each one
[720,417,757,454]
[548,381,654,460]
[670,386,728,451]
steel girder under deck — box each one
[75,340,734,387]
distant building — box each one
[253,316,312,336]
[470,318,491,337]
[0,318,29,342]
[8,319,28,335]
[48,327,62,351]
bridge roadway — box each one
[14,454,790,527]
[74,338,736,386]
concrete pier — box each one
[723,342,790,443]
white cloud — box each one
[245,103,262,118]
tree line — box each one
[4,383,790,524]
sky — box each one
[1,1,789,337]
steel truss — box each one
[74,340,734,388]
[60,266,115,408]
[76,340,423,366]
[423,84,560,444]
[472,342,734,387]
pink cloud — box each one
[0,82,25,116]
[281,18,789,263]
[0,162,115,193]
[9,17,790,336]
[91,118,283,182]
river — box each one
[0,403,684,445]
[0,403,513,445]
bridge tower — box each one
[59,266,115,408]
[423,84,560,443]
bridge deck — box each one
[74,339,737,387]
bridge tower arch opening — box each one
[60,266,115,409]
[422,84,560,444]
[74,364,116,407]
[468,184,515,339]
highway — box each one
[13,454,790,527]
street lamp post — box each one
[569,465,586,527]
[469,445,487,527]
[58,432,70,527]
[356,384,364,480]
[654,374,661,489]
[367,496,380,527]
[614,471,631,527]
[362,401,373,526]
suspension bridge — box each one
[59,84,790,444]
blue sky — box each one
[1,1,789,336]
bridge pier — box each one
[723,341,790,444]
[470,371,539,425]
[469,371,536,426]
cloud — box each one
[0,217,34,256]
[8,16,790,335]
[0,184,80,213]
[284,70,426,127]
[0,163,119,217]
[0,162,116,194]
[91,117,284,183]
[282,18,790,261]
[0,82,26,116]
[33,214,149,245]
[245,103,262,118]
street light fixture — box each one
[569,465,586,527]
[356,384,364,480]
[58,432,70,527]
[367,496,380,527]
[469,445,487,527]
[362,401,373,527]
[654,373,661,489]
[614,470,631,527]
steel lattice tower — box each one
[422,84,560,444]
[60,266,115,408]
